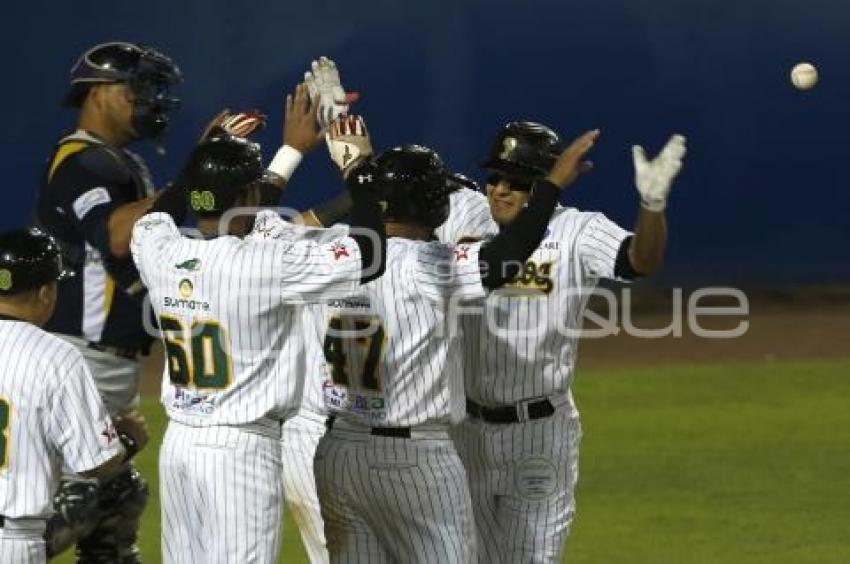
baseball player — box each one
[34,41,181,563]
[0,227,148,564]
[131,86,387,564]
[311,130,598,564]
[35,42,267,563]
[454,121,687,563]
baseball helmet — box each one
[481,121,563,186]
[0,228,73,295]
[179,134,265,218]
[372,145,451,229]
[63,42,182,141]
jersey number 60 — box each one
[158,316,233,390]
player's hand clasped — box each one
[199,109,267,142]
[305,56,360,128]
[632,134,687,212]
[545,129,600,189]
[327,115,372,178]
[283,83,324,154]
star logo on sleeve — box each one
[453,246,470,261]
[101,423,118,445]
[331,242,350,260]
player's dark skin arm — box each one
[628,208,667,275]
[480,129,600,289]
[106,197,157,258]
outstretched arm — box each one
[626,134,687,275]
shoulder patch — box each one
[72,187,112,220]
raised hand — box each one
[304,56,360,128]
[545,129,600,189]
[326,115,372,178]
[632,134,687,212]
[283,83,323,154]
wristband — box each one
[118,432,140,464]
[268,145,303,181]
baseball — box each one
[790,62,818,90]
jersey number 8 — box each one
[0,398,10,471]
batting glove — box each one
[305,56,359,128]
[632,134,687,212]
[326,115,372,177]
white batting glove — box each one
[326,115,372,177]
[632,134,687,212]
[305,56,357,128]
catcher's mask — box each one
[63,42,182,142]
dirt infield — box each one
[138,288,850,396]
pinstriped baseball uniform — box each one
[313,238,485,564]
[434,187,499,245]
[277,304,333,564]
[0,317,121,563]
[454,207,631,563]
[130,210,363,564]
[278,191,495,564]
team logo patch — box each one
[499,136,518,160]
[0,269,12,291]
[189,190,216,212]
[331,242,350,260]
[453,246,470,261]
[502,259,556,295]
[179,278,194,298]
[175,258,202,272]
[515,456,558,500]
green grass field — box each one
[56,358,850,563]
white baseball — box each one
[790,62,818,90]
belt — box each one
[466,397,557,424]
[0,515,47,533]
[87,342,141,361]
[326,416,411,438]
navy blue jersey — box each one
[36,130,155,350]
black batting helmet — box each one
[372,145,451,229]
[0,228,73,295]
[481,121,563,185]
[63,42,182,140]
[179,134,265,218]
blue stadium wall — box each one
[4,0,848,285]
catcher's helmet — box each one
[0,228,73,295]
[180,134,265,218]
[372,145,451,229]
[63,42,182,141]
[481,121,563,185]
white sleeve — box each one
[47,356,121,474]
[269,234,363,303]
[576,213,632,280]
[434,188,498,244]
[411,241,486,303]
[130,212,181,287]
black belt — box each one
[325,416,411,438]
[466,398,556,424]
[87,342,141,361]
